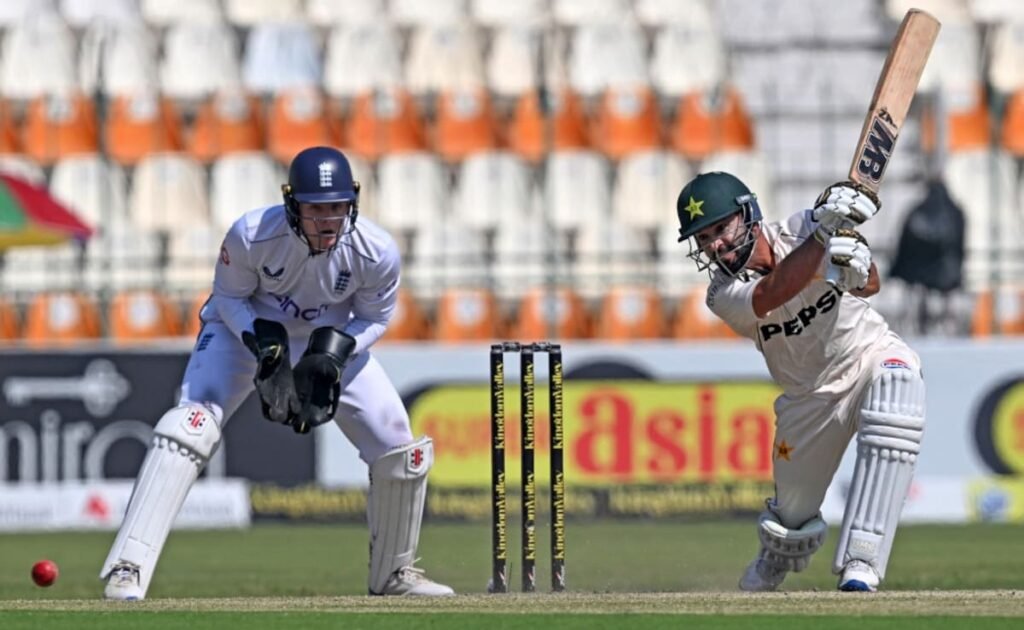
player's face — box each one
[297,202,351,252]
[693,212,746,268]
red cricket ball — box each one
[31,560,58,587]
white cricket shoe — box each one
[738,558,788,592]
[104,564,143,601]
[372,566,455,596]
[838,560,879,592]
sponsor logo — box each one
[759,286,841,342]
[881,358,910,370]
[270,292,329,321]
[262,265,285,280]
[2,360,130,417]
[333,269,352,293]
[183,408,207,434]
[319,162,333,187]
[410,447,424,470]
[196,333,214,352]
[855,109,896,184]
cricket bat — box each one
[848,9,941,194]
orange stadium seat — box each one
[594,286,667,340]
[105,93,184,166]
[669,87,755,160]
[0,100,21,153]
[671,285,740,340]
[434,287,502,341]
[510,287,591,340]
[590,86,662,160]
[1000,88,1024,157]
[0,299,20,340]
[921,86,991,154]
[344,88,426,160]
[506,90,589,162]
[380,289,431,342]
[433,88,499,163]
[22,92,99,165]
[267,87,343,164]
[108,290,184,341]
[188,90,265,163]
[23,292,102,345]
[971,288,1024,337]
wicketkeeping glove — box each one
[812,180,881,235]
[291,327,357,434]
[825,228,872,291]
[242,319,300,425]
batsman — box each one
[675,172,925,592]
[99,146,454,599]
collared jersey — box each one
[705,209,891,396]
[200,204,400,354]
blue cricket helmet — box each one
[282,147,361,249]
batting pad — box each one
[833,367,925,579]
[367,436,433,594]
[100,404,222,596]
[757,510,828,572]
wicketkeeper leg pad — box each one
[833,367,925,579]
[757,509,828,572]
[367,436,432,594]
[99,403,222,597]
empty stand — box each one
[574,220,652,299]
[375,152,447,234]
[324,23,403,100]
[60,0,139,27]
[669,88,755,160]
[434,288,502,342]
[160,22,242,102]
[379,289,431,342]
[553,0,631,26]
[0,155,46,186]
[210,152,284,231]
[1,11,78,100]
[242,23,322,95]
[104,92,184,166]
[612,150,692,233]
[544,150,611,233]
[921,84,991,153]
[188,90,265,163]
[650,19,726,96]
[405,23,485,96]
[108,289,183,340]
[141,0,222,26]
[434,88,500,162]
[671,285,741,340]
[22,93,99,165]
[510,286,591,340]
[50,154,129,229]
[79,23,160,99]
[165,225,219,292]
[506,90,590,162]
[988,22,1024,94]
[590,86,663,159]
[0,244,82,293]
[307,0,385,26]
[472,0,548,26]
[0,298,19,340]
[129,153,210,232]
[391,0,467,26]
[999,88,1024,156]
[344,88,427,160]
[568,22,648,97]
[453,151,534,233]
[23,292,102,345]
[595,286,667,340]
[224,0,302,26]
[267,88,343,165]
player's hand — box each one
[812,181,880,233]
[291,327,356,434]
[825,228,871,291]
[242,319,300,425]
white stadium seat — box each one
[1,11,78,100]
[307,0,385,26]
[454,151,534,232]
[408,222,490,299]
[161,22,242,101]
[988,22,1024,93]
[700,150,777,223]
[553,0,631,26]
[324,23,403,99]
[613,151,692,233]
[166,225,220,292]
[0,244,82,293]
[390,0,466,27]
[917,16,981,96]
[575,219,652,299]
[79,23,160,98]
[635,0,713,26]
[544,150,611,232]
[60,0,141,27]
[209,152,285,232]
[85,226,164,290]
[471,0,548,26]
[969,0,1024,22]
[651,22,726,97]
[0,0,36,27]
[376,152,448,233]
[50,154,130,230]
[141,0,222,26]
[568,22,648,97]
[486,26,544,99]
[405,23,486,96]
[129,153,210,233]
[223,0,302,26]
[243,23,323,96]
[494,217,567,300]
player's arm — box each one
[751,236,826,319]
[342,237,401,354]
[210,221,260,340]
[849,263,880,297]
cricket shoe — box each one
[738,558,788,592]
[373,566,455,596]
[104,563,143,601]
[838,560,879,592]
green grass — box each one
[1,521,1023,627]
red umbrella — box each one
[0,174,93,250]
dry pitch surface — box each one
[2,591,1023,616]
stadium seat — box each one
[669,88,756,160]
[405,23,485,97]
[224,0,302,26]
[165,225,219,292]
[0,101,20,153]
[590,86,663,159]
[160,22,242,102]
[612,150,692,234]
[575,220,652,300]
[917,15,980,97]
[921,85,991,153]
[409,222,490,298]
[988,22,1024,94]
[0,155,46,185]
[434,288,502,342]
[379,289,431,342]
[23,292,102,345]
[267,88,343,165]
[210,152,285,231]
[655,225,707,300]
[0,0,33,27]
[544,150,611,233]
[434,88,500,163]
[971,288,1024,337]
[323,23,403,100]
[700,150,775,221]
[487,26,543,98]
[0,11,77,100]
[307,0,385,26]
[60,0,140,27]
[188,90,265,163]
[391,0,467,26]
[141,0,222,26]
[375,152,447,234]
[594,286,667,340]
[0,244,82,294]
[635,0,714,26]
[511,286,591,340]
[129,153,210,232]
[84,226,164,291]
[0,298,20,340]
[651,19,727,97]
[50,154,130,229]
[970,0,1024,23]
[568,22,647,97]
[553,0,631,26]
[493,218,564,301]
[78,23,157,99]
[506,90,590,162]
[242,23,322,96]
[344,88,427,160]
[22,93,99,165]
[1001,88,1024,156]
[671,285,740,340]
[108,289,183,341]
[472,0,548,26]
[453,151,534,233]
[105,92,184,166]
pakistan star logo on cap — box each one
[684,196,704,220]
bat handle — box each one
[825,264,841,288]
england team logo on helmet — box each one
[318,161,333,188]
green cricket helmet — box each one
[675,172,763,277]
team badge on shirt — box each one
[881,358,910,370]
[333,269,351,293]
